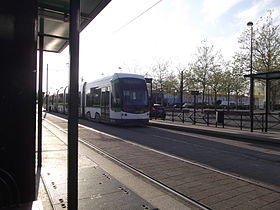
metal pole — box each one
[180,71,183,110]
[46,64,49,111]
[247,21,254,132]
[240,114,243,130]
[194,95,196,125]
[250,77,254,132]
[265,79,269,132]
[262,113,264,132]
[150,80,153,107]
[68,0,80,209]
[38,17,44,168]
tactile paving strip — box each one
[42,158,157,210]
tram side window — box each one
[65,94,69,105]
[93,88,101,106]
[101,88,110,107]
[111,81,121,108]
[58,93,63,103]
[104,91,109,106]
[86,91,93,107]
[86,87,101,107]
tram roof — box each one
[84,73,146,87]
[38,0,111,53]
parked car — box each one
[149,104,166,120]
[182,103,191,108]
[220,101,236,108]
[173,103,181,108]
[171,103,189,109]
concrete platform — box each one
[149,120,280,144]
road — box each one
[45,113,280,209]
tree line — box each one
[145,10,280,109]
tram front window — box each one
[120,78,148,113]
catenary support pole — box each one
[46,64,49,111]
[248,22,254,132]
[180,71,183,110]
[68,0,80,209]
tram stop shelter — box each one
[244,71,280,132]
[0,0,110,209]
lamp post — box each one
[247,21,254,132]
[180,71,183,110]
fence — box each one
[153,109,280,132]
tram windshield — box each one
[121,78,148,106]
[111,78,148,113]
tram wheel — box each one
[86,112,91,120]
[95,113,101,123]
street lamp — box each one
[180,71,183,110]
[247,21,254,132]
[247,21,253,74]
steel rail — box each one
[44,114,280,194]
[43,117,210,210]
[78,137,211,210]
[43,114,280,209]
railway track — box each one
[43,113,280,209]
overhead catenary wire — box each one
[114,0,162,33]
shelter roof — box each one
[244,71,280,80]
[38,0,111,52]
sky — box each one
[43,0,280,93]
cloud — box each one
[271,7,280,24]
[212,32,240,60]
[91,0,199,69]
[236,0,273,23]
[202,0,243,23]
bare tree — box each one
[209,64,224,110]
[189,39,224,108]
[230,53,248,106]
[150,60,170,105]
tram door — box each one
[101,87,110,121]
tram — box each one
[48,73,149,125]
